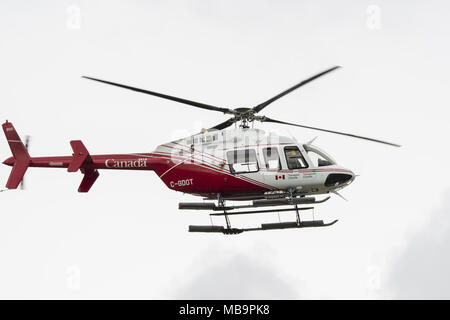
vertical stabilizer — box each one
[2,121,31,189]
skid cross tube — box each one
[295,204,301,225]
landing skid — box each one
[180,193,337,235]
[189,219,338,234]
[179,196,330,211]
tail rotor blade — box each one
[20,135,30,190]
[24,135,30,151]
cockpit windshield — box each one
[303,144,337,167]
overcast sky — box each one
[0,0,449,299]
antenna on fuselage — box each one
[306,136,318,145]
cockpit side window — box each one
[262,147,281,171]
[226,149,259,174]
[284,146,308,169]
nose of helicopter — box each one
[324,170,355,188]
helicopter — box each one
[2,66,400,234]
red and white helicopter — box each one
[2,66,400,234]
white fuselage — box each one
[152,127,355,197]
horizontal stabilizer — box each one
[67,140,99,193]
[78,169,99,193]
[68,140,90,172]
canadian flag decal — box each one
[275,175,286,180]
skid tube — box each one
[179,196,330,211]
[187,202,337,235]
[189,219,338,234]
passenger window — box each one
[262,147,281,170]
[284,146,308,169]
[226,149,259,174]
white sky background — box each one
[0,0,449,299]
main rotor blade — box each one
[261,117,401,147]
[252,66,341,113]
[82,76,233,114]
[209,118,236,130]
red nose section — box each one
[3,156,14,166]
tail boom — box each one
[5,154,159,170]
[3,153,159,192]
[2,121,163,192]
